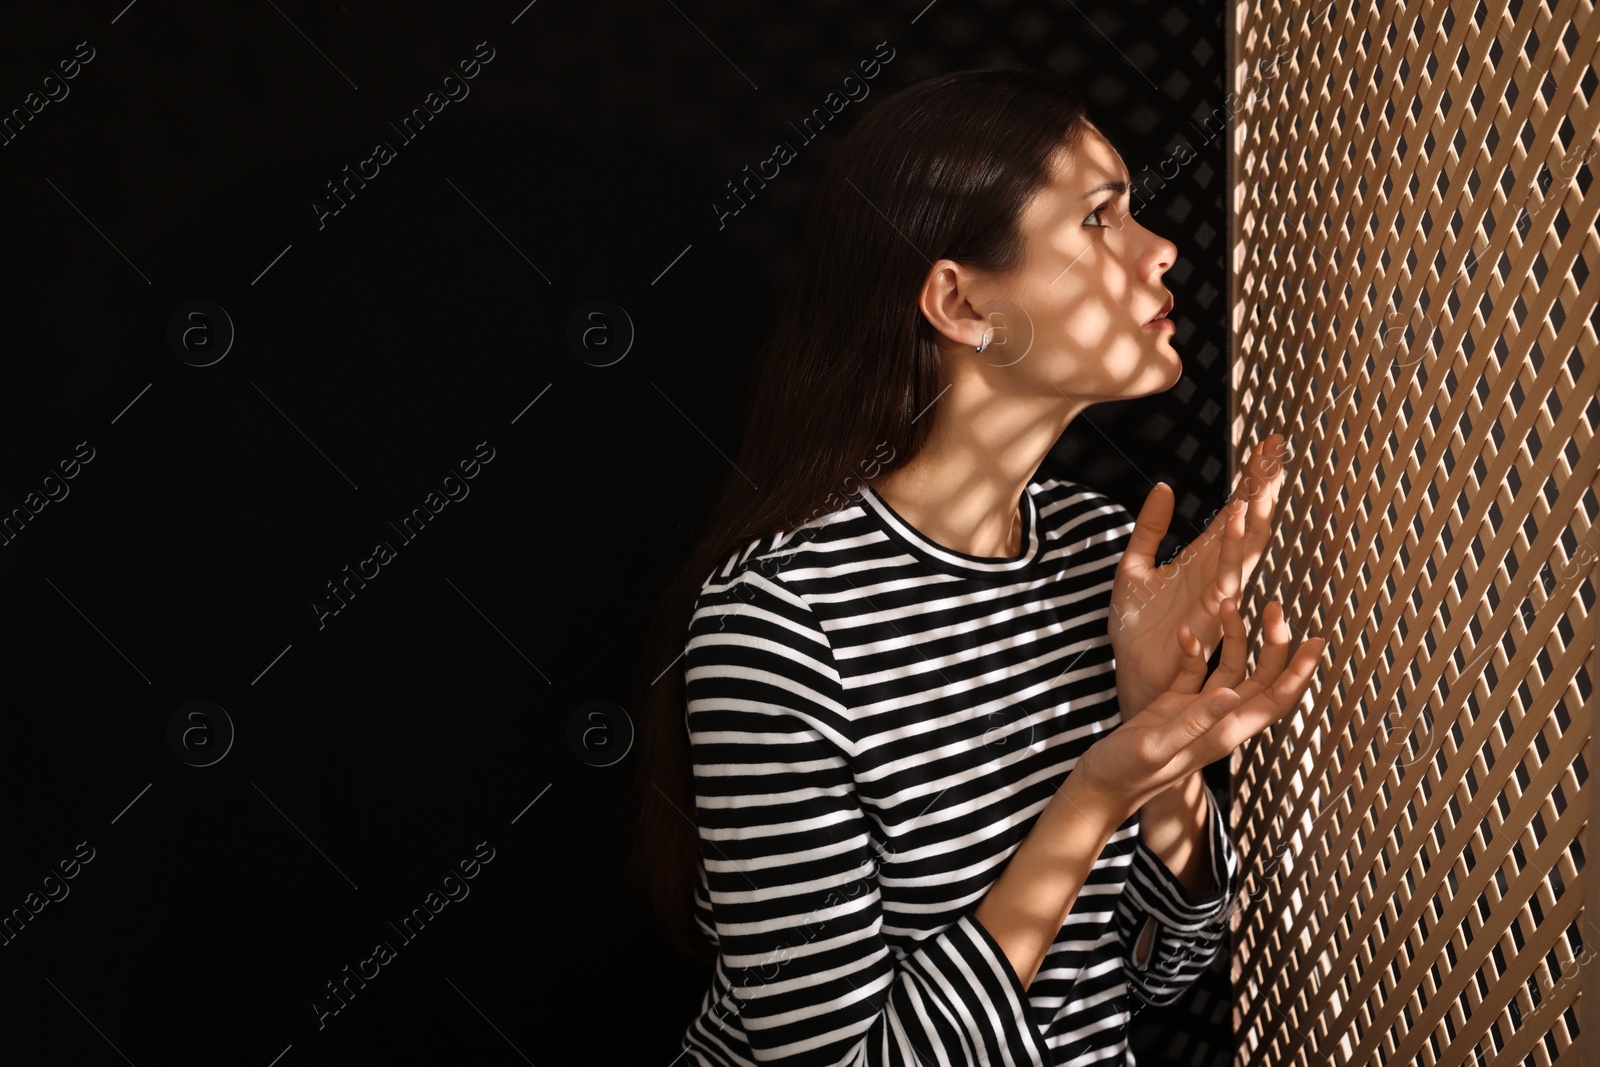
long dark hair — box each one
[625,66,1095,963]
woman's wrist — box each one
[1056,763,1136,842]
[1138,771,1217,900]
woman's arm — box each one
[1137,769,1217,899]
[970,762,1134,991]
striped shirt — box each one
[679,473,1239,1066]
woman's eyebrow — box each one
[1079,177,1132,200]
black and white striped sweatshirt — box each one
[678,473,1239,1066]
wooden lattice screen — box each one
[1226,1,1600,1064]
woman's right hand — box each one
[1071,595,1325,821]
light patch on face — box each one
[992,127,1183,403]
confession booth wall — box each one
[1225,1,1599,1065]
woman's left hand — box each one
[1108,434,1286,716]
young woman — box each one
[628,67,1324,1066]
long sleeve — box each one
[1113,779,1239,1007]
[684,568,1056,1066]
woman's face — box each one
[966,125,1183,401]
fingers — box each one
[1232,436,1284,587]
[1216,496,1247,604]
[1146,591,1327,772]
[1248,601,1294,684]
[1198,635,1327,756]
[1245,437,1282,553]
[1121,482,1175,572]
[1263,635,1328,710]
[1199,597,1249,692]
[1145,685,1243,769]
[1205,599,1293,705]
[1171,623,1209,693]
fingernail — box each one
[1210,691,1240,712]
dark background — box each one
[0,1,1237,1063]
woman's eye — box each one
[1085,202,1114,228]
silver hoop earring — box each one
[975,329,991,354]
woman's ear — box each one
[917,259,991,350]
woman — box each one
[627,67,1324,1065]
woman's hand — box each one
[1108,435,1287,716]
[1072,595,1324,821]
[984,597,1320,991]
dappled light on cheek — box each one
[1014,233,1166,393]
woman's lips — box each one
[1143,293,1175,329]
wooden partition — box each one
[1225,1,1599,1063]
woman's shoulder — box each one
[694,504,867,607]
[683,530,850,739]
[689,526,835,641]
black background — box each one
[0,1,1238,1063]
